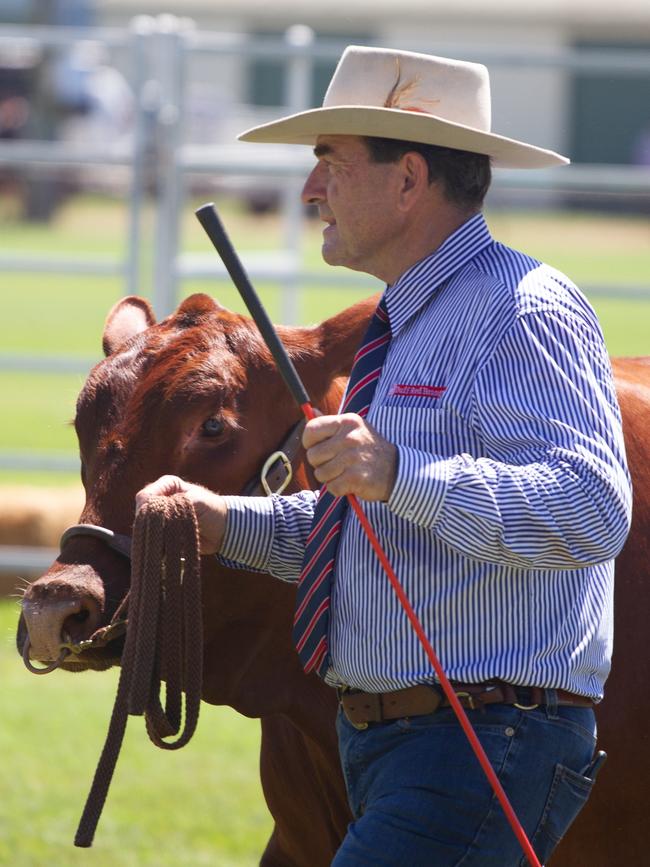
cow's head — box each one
[16,292,376,675]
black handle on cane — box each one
[195,203,314,418]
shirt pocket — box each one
[370,404,475,456]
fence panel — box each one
[1,18,648,573]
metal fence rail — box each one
[1,545,59,573]
[1,17,649,575]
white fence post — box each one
[125,15,155,298]
[0,25,648,577]
[280,25,314,324]
[151,15,192,317]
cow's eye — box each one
[201,416,225,437]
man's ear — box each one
[398,151,430,209]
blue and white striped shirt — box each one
[220,213,632,700]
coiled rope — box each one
[74,493,202,848]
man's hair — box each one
[363,136,492,210]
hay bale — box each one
[0,486,85,595]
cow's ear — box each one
[102,296,156,356]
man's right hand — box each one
[135,475,227,554]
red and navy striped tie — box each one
[293,295,391,677]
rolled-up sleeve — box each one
[218,489,319,582]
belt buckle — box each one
[338,686,370,730]
[513,686,539,711]
[454,692,482,710]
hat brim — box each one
[238,106,569,169]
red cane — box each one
[195,202,543,867]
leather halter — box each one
[22,524,133,673]
[59,524,133,560]
[59,417,307,560]
[242,418,306,497]
[23,417,308,670]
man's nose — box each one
[301,163,327,205]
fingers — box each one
[135,475,188,513]
[303,414,358,480]
[302,414,343,450]
[134,475,228,554]
[307,433,344,474]
[302,414,397,501]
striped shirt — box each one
[220,213,632,700]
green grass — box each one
[1,199,649,860]
[0,276,119,358]
[485,209,650,287]
[590,297,650,356]
[0,196,649,487]
[0,600,272,867]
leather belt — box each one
[338,682,594,729]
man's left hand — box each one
[303,413,397,501]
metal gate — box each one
[1,16,649,574]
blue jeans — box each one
[333,697,601,866]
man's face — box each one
[301,135,406,280]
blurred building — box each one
[1,0,648,217]
[96,0,650,167]
[0,0,135,217]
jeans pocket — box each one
[523,762,594,866]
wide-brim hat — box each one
[239,45,569,169]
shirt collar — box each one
[384,212,493,337]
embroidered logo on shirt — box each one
[390,384,447,399]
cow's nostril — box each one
[62,598,101,643]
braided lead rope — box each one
[74,494,202,848]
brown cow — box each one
[16,293,650,866]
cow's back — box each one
[552,356,649,866]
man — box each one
[138,47,632,865]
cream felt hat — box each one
[239,45,569,169]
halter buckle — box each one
[260,450,293,496]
